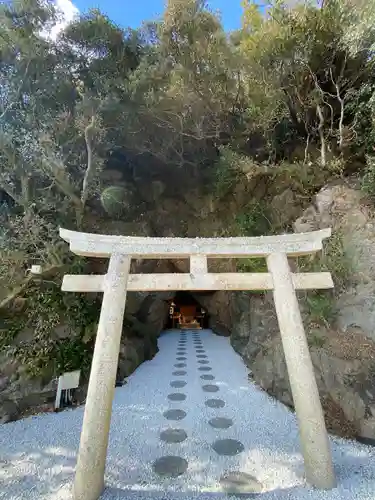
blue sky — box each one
[71,0,244,31]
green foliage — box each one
[2,258,100,379]
[349,83,375,154]
[239,0,375,165]
[362,156,375,198]
[235,202,271,237]
[214,159,240,198]
[298,231,352,327]
[235,198,270,287]
[305,292,336,327]
[298,231,352,292]
[236,257,267,273]
[8,336,93,380]
[308,329,327,349]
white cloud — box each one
[42,0,79,40]
[52,0,79,37]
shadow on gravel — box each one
[101,487,264,499]
[0,447,76,498]
[100,485,316,500]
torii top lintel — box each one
[59,227,331,259]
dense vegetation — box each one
[1,0,375,377]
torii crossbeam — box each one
[60,228,337,500]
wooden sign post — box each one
[60,228,337,500]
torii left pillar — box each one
[73,253,131,500]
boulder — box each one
[0,398,19,424]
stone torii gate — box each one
[59,227,337,500]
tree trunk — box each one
[316,103,326,167]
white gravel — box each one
[1,328,375,500]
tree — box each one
[239,0,375,164]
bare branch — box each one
[316,103,326,167]
[329,67,345,150]
[80,115,96,208]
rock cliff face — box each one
[2,177,375,445]
[231,181,375,442]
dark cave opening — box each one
[165,291,210,329]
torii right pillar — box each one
[267,252,336,489]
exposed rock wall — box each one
[231,181,375,441]
[294,180,375,343]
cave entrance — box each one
[166,291,209,329]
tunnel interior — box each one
[165,291,210,329]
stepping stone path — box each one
[2,328,375,500]
[152,329,250,495]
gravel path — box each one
[1,328,375,500]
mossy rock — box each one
[100,186,130,217]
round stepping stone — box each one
[172,370,187,376]
[168,393,186,401]
[220,472,263,495]
[160,428,188,443]
[153,456,188,477]
[212,439,244,456]
[196,350,205,353]
[198,360,209,364]
[209,417,233,429]
[163,409,187,421]
[202,384,219,392]
[170,380,187,388]
[174,363,186,368]
[200,374,215,380]
[176,357,187,361]
[205,398,225,408]
[177,350,186,354]
[198,366,212,372]
[197,355,207,359]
